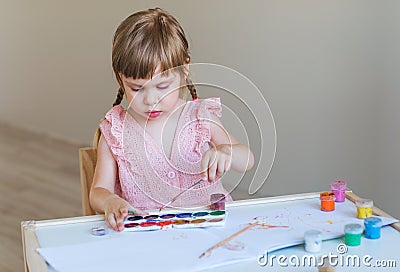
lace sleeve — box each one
[191,98,222,154]
[198,97,222,118]
[99,105,126,157]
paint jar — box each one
[344,223,363,246]
[304,230,322,253]
[330,180,347,202]
[364,217,383,239]
[320,192,335,212]
[210,193,226,210]
[355,199,373,219]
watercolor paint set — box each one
[123,210,227,232]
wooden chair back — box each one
[78,147,97,215]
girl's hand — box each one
[103,195,147,231]
[201,144,232,182]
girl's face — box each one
[121,69,183,125]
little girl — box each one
[90,8,254,231]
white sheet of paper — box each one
[36,199,398,272]
[37,228,252,272]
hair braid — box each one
[185,77,198,101]
[112,88,124,106]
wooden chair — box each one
[78,146,97,216]
[79,131,101,215]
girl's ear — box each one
[183,58,190,78]
[185,57,190,64]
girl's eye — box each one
[130,87,142,92]
[157,85,170,90]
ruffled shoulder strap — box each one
[99,105,126,157]
[196,97,222,119]
[185,98,222,154]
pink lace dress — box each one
[99,98,232,210]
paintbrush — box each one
[159,179,206,212]
[199,222,258,259]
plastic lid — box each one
[304,229,322,239]
[320,191,335,201]
[331,180,347,189]
[344,223,364,234]
[355,199,373,207]
[210,193,226,202]
[364,217,383,227]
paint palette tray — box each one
[123,210,227,232]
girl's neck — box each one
[128,99,187,158]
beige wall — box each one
[374,0,400,218]
[1,1,399,217]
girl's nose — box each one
[143,90,159,106]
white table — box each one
[21,191,400,272]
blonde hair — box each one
[111,8,197,106]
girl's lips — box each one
[147,111,161,118]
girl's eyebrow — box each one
[125,82,143,88]
[152,74,175,84]
[157,78,174,85]
[124,79,144,87]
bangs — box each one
[119,38,183,80]
[112,12,188,81]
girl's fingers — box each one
[115,211,126,231]
[120,206,129,217]
[216,159,225,180]
[201,152,210,181]
[202,148,233,182]
[221,156,231,179]
[107,206,150,232]
[208,157,218,182]
[225,155,231,171]
[106,213,117,231]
